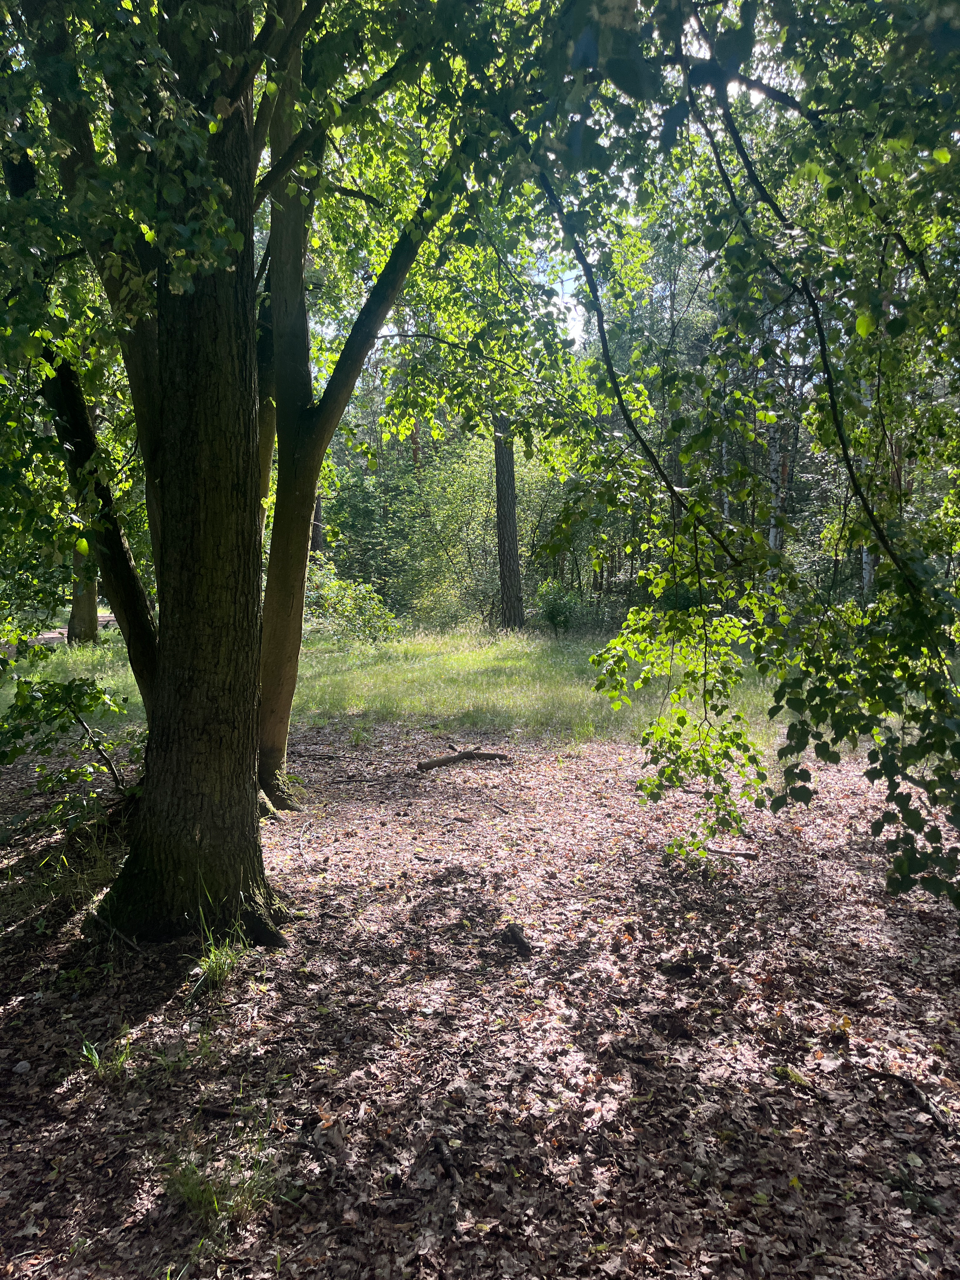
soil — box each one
[1,723,958,1279]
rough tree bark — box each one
[98,1,280,945]
[67,548,98,645]
[494,425,524,630]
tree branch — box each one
[537,170,744,568]
[254,46,424,211]
[695,94,920,592]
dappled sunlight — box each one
[3,731,957,1277]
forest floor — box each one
[1,721,960,1279]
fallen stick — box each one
[705,843,759,861]
[416,749,512,772]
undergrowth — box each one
[163,1124,277,1230]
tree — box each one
[66,547,97,645]
[1,0,560,936]
[494,424,524,629]
[527,0,960,904]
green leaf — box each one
[75,537,89,557]
[855,313,877,338]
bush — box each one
[535,581,580,637]
[303,554,399,644]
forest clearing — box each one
[2,643,960,1279]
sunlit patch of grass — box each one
[5,630,145,724]
[21,624,780,747]
[293,629,663,739]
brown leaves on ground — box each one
[1,724,959,1279]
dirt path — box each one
[1,725,958,1278]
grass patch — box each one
[7,631,146,726]
[187,918,247,1002]
[163,1126,278,1230]
[18,625,781,746]
[80,1026,133,1083]
[295,629,659,739]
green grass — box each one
[294,629,657,739]
[12,626,780,745]
[7,631,146,725]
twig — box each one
[860,1065,954,1134]
[297,822,311,861]
[705,843,759,861]
[416,750,512,772]
[432,1135,464,1187]
[74,715,125,792]
[537,170,744,569]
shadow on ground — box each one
[1,729,959,1279]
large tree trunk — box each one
[494,426,524,630]
[67,548,98,645]
[98,2,279,945]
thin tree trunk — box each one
[257,294,277,543]
[309,492,324,554]
[41,356,159,720]
[494,426,524,629]
[258,1,314,809]
[67,548,98,645]
[99,1,279,945]
[5,94,159,709]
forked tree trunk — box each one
[494,427,524,629]
[99,3,279,945]
[67,548,98,645]
[259,164,461,805]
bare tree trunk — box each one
[494,426,524,629]
[98,0,279,945]
[41,356,159,719]
[67,547,98,645]
[309,492,324,554]
[257,293,277,543]
[258,1,316,809]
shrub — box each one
[535,581,579,637]
[303,553,399,644]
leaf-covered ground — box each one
[2,725,959,1278]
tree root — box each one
[240,907,288,948]
[259,771,303,811]
[258,789,280,821]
